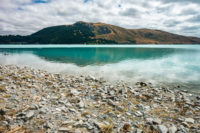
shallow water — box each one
[0,45,200,91]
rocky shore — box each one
[0,65,200,133]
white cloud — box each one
[0,0,200,37]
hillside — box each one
[0,21,200,44]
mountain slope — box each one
[0,21,200,44]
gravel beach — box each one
[0,65,200,133]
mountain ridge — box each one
[0,21,200,44]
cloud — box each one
[163,20,181,27]
[162,0,200,4]
[182,25,200,31]
[120,8,141,18]
[0,0,200,37]
[188,15,200,22]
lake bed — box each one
[0,45,200,92]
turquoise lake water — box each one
[0,45,200,91]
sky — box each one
[0,0,200,37]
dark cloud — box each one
[179,9,199,16]
[187,15,200,22]
[162,0,200,4]
[120,8,140,17]
[181,25,200,36]
[163,20,181,27]
[56,8,81,17]
[156,6,172,14]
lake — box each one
[0,45,200,92]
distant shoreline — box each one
[1,22,200,44]
[0,44,200,45]
[0,44,200,50]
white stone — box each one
[168,124,177,133]
[62,120,74,125]
[185,118,195,124]
[70,89,80,96]
[134,111,143,117]
[157,125,168,133]
[152,118,162,125]
[58,127,71,132]
[78,101,85,108]
[26,111,34,119]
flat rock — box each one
[62,120,74,125]
[137,104,144,111]
[134,111,143,117]
[58,127,72,132]
[146,118,153,125]
[109,90,115,96]
[70,89,80,96]
[77,101,85,108]
[185,118,195,124]
[26,111,35,119]
[157,125,168,133]
[152,118,162,125]
[134,128,143,133]
[94,121,104,129]
[168,124,177,133]
[108,99,115,107]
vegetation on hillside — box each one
[0,21,200,44]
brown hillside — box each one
[74,21,200,44]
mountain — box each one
[1,21,200,44]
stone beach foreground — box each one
[0,65,200,133]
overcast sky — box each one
[0,0,200,37]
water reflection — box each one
[0,46,200,92]
[0,47,193,66]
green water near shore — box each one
[0,45,200,91]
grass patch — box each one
[99,124,114,133]
[0,86,6,92]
